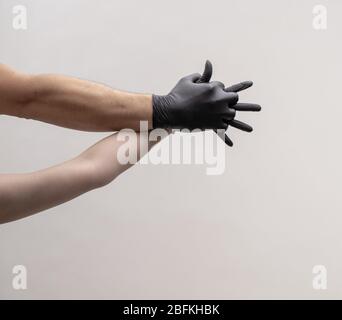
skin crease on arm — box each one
[0,130,166,224]
[0,64,153,131]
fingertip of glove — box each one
[198,60,213,83]
[241,80,253,89]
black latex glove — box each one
[197,60,261,146]
[152,65,238,130]
[152,60,261,146]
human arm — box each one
[0,130,166,224]
[0,64,152,131]
[0,62,261,140]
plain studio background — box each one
[0,0,341,299]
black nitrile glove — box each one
[197,60,261,146]
[153,60,261,146]
[152,62,238,130]
[222,79,260,146]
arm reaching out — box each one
[0,64,152,131]
[0,61,260,144]
[0,130,166,224]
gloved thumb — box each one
[197,60,213,83]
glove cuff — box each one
[152,94,172,129]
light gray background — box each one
[0,0,341,299]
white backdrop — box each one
[0,0,341,299]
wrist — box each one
[152,94,174,129]
[121,92,153,130]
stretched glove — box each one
[152,60,261,146]
[197,60,261,146]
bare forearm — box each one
[0,160,93,222]
[23,74,153,131]
[0,131,166,224]
[0,64,153,131]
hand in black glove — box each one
[197,60,261,146]
[222,81,260,146]
[152,62,238,130]
[152,60,261,146]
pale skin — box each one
[0,64,160,224]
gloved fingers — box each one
[223,107,236,120]
[228,119,253,132]
[220,119,230,130]
[210,81,225,89]
[183,73,201,82]
[225,81,253,93]
[224,134,233,146]
[231,103,261,112]
[197,60,213,83]
[214,129,233,147]
[221,91,239,105]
